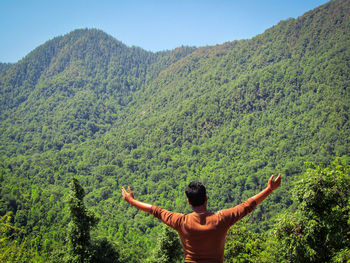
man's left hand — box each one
[122,186,134,203]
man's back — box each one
[122,174,281,262]
[151,198,257,263]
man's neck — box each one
[192,205,208,213]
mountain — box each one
[0,0,349,262]
[0,29,196,151]
[0,63,12,74]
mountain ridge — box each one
[0,0,349,262]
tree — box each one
[152,225,183,263]
[0,212,33,262]
[67,178,121,263]
[273,157,350,263]
[67,178,99,263]
[224,221,267,263]
[90,237,121,263]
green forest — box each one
[0,0,349,262]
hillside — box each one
[0,0,349,262]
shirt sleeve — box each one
[218,198,257,227]
[150,205,184,230]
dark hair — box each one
[185,181,207,207]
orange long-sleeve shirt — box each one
[150,198,257,263]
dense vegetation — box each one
[0,0,349,262]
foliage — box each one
[68,178,99,262]
[150,225,183,263]
[67,178,120,263]
[273,157,350,263]
[0,63,12,74]
[90,237,121,263]
[224,221,268,263]
[0,0,349,261]
[0,212,34,262]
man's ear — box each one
[187,198,192,206]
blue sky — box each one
[1,0,329,63]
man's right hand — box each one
[251,174,282,205]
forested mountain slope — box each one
[0,0,349,262]
[0,63,12,74]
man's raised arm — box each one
[251,174,281,205]
[122,186,152,213]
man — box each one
[122,173,281,263]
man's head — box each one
[185,181,207,207]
